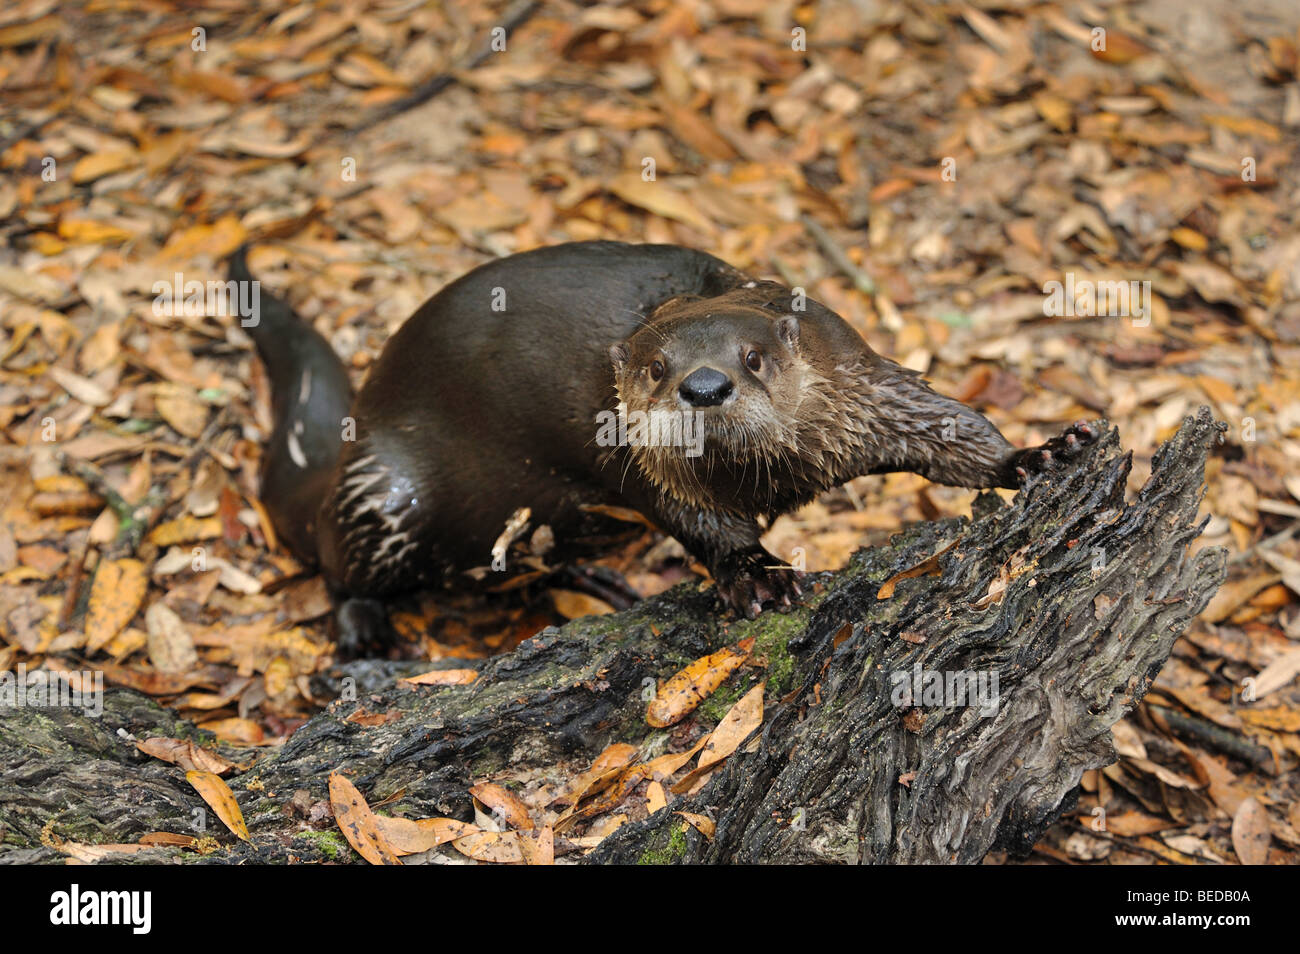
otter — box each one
[230,241,1093,648]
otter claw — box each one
[715,549,805,618]
[1012,419,1101,484]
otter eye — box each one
[745,349,762,372]
[649,359,665,382]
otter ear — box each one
[608,342,629,370]
[776,315,800,350]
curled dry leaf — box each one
[878,539,959,600]
[645,637,754,728]
[551,742,638,807]
[328,772,401,865]
[675,811,716,840]
[469,782,534,830]
[136,737,234,775]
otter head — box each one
[608,292,809,509]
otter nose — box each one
[678,367,734,407]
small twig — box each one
[1146,703,1273,770]
[1230,519,1300,565]
[58,455,164,558]
[347,0,541,135]
[57,530,93,631]
[60,456,133,523]
[1060,821,1223,866]
[800,214,876,295]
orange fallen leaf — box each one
[57,219,134,245]
[550,589,615,619]
[138,832,198,848]
[646,781,667,814]
[608,172,715,233]
[469,782,534,830]
[675,811,715,840]
[85,558,147,654]
[147,515,223,546]
[196,717,265,745]
[1091,30,1153,64]
[186,770,249,841]
[372,816,477,855]
[551,742,638,806]
[71,150,139,184]
[399,668,478,687]
[645,637,754,728]
[157,215,247,262]
[697,683,764,771]
[329,772,401,865]
[519,826,555,865]
[453,830,523,864]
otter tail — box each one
[228,247,354,566]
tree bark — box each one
[0,408,1227,865]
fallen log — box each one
[0,408,1227,864]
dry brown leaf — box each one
[453,830,523,864]
[1231,797,1271,865]
[373,815,477,855]
[879,539,960,600]
[645,637,754,728]
[196,718,265,745]
[145,601,199,673]
[519,826,555,865]
[469,782,534,830]
[136,737,234,775]
[186,770,249,841]
[85,558,148,654]
[48,366,111,407]
[147,515,223,547]
[551,742,638,806]
[138,832,198,848]
[399,668,478,687]
[608,172,715,233]
[675,811,715,839]
[153,384,209,439]
[697,683,764,771]
[329,772,401,865]
[550,589,615,619]
[646,781,667,814]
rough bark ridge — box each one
[0,409,1226,865]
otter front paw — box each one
[1011,420,1100,484]
[713,548,804,619]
